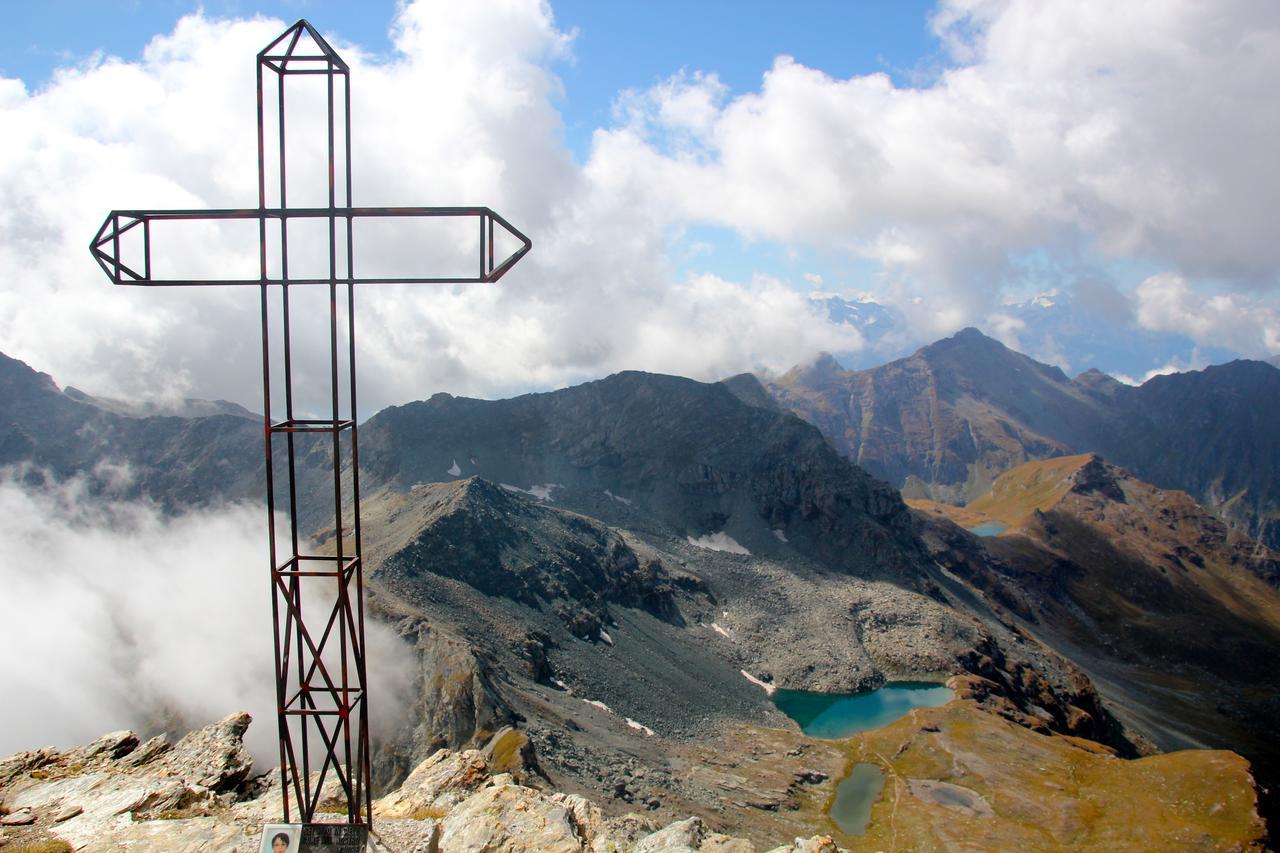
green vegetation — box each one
[835,690,1266,850]
[967,453,1095,525]
[410,805,448,820]
[487,729,528,775]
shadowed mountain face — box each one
[765,329,1280,549]
[1102,360,1280,551]
[366,477,701,638]
[0,352,263,508]
[357,370,929,582]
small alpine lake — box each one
[772,682,954,837]
[772,681,954,740]
[966,521,1009,537]
[829,763,884,836]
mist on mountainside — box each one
[0,469,414,765]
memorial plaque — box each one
[260,823,369,852]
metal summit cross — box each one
[88,20,531,830]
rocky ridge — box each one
[0,715,854,852]
[3,701,1265,851]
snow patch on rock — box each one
[686,532,750,555]
[741,670,777,696]
[625,718,656,737]
[500,483,559,501]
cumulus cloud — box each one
[0,472,414,765]
[594,0,1280,334]
[1135,272,1280,358]
[0,3,855,414]
[1,0,1278,410]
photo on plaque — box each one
[260,824,301,853]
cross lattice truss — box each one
[89,20,530,828]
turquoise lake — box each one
[772,682,954,740]
[830,763,884,836]
[966,521,1009,537]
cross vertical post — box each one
[89,19,531,831]
[257,21,367,828]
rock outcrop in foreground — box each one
[0,714,841,852]
[2,700,1268,851]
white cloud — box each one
[0,472,414,765]
[1,0,1279,411]
[591,0,1280,334]
[1135,272,1280,358]
[0,2,865,414]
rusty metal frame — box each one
[88,18,531,829]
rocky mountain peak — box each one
[1066,454,1127,503]
[0,351,60,398]
[1073,367,1126,398]
[369,477,695,637]
[920,327,1072,386]
[800,351,846,381]
[773,352,846,390]
[921,327,1006,359]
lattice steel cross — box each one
[89,20,530,829]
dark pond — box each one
[830,762,884,835]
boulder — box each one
[764,837,844,853]
[119,735,172,768]
[374,747,491,819]
[550,791,606,846]
[591,813,660,853]
[149,712,253,791]
[439,782,587,852]
[54,804,84,822]
[67,730,140,763]
[0,807,36,825]
[481,726,542,781]
[634,816,754,853]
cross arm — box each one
[89,206,531,286]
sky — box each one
[2,0,1279,414]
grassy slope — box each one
[966,452,1095,526]
[841,690,1266,851]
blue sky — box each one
[2,1,942,297]
[3,0,941,160]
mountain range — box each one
[1,340,1277,848]
[766,328,1280,551]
